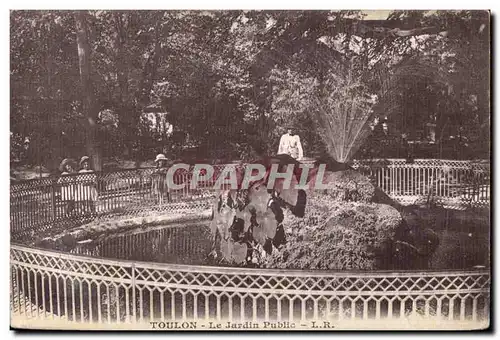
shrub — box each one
[264,193,402,270]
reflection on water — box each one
[77,223,213,265]
[393,207,490,270]
[74,207,489,271]
[428,209,490,270]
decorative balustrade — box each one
[10,244,490,327]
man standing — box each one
[278,126,304,161]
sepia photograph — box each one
[9,9,491,331]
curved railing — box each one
[10,166,220,241]
[10,159,490,240]
[10,159,491,328]
[10,244,490,328]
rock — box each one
[208,158,441,270]
[210,160,407,266]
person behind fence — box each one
[58,158,77,217]
[277,125,304,161]
[78,155,98,215]
[152,153,171,204]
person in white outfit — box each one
[78,156,98,215]
[152,153,171,204]
[58,158,77,217]
[277,126,304,160]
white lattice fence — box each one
[11,244,490,324]
[352,159,490,208]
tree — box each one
[10,10,490,168]
[367,11,490,158]
[11,11,84,169]
[75,11,102,170]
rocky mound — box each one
[209,155,440,270]
[264,198,402,270]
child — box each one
[152,154,171,204]
[78,156,98,215]
[58,158,77,218]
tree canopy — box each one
[10,10,490,170]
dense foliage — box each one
[265,199,402,270]
[11,10,490,170]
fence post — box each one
[131,263,137,324]
[139,170,144,201]
[51,177,57,221]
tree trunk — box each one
[75,11,102,171]
[114,12,135,159]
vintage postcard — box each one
[10,9,490,331]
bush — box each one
[263,194,402,270]
[320,169,376,203]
